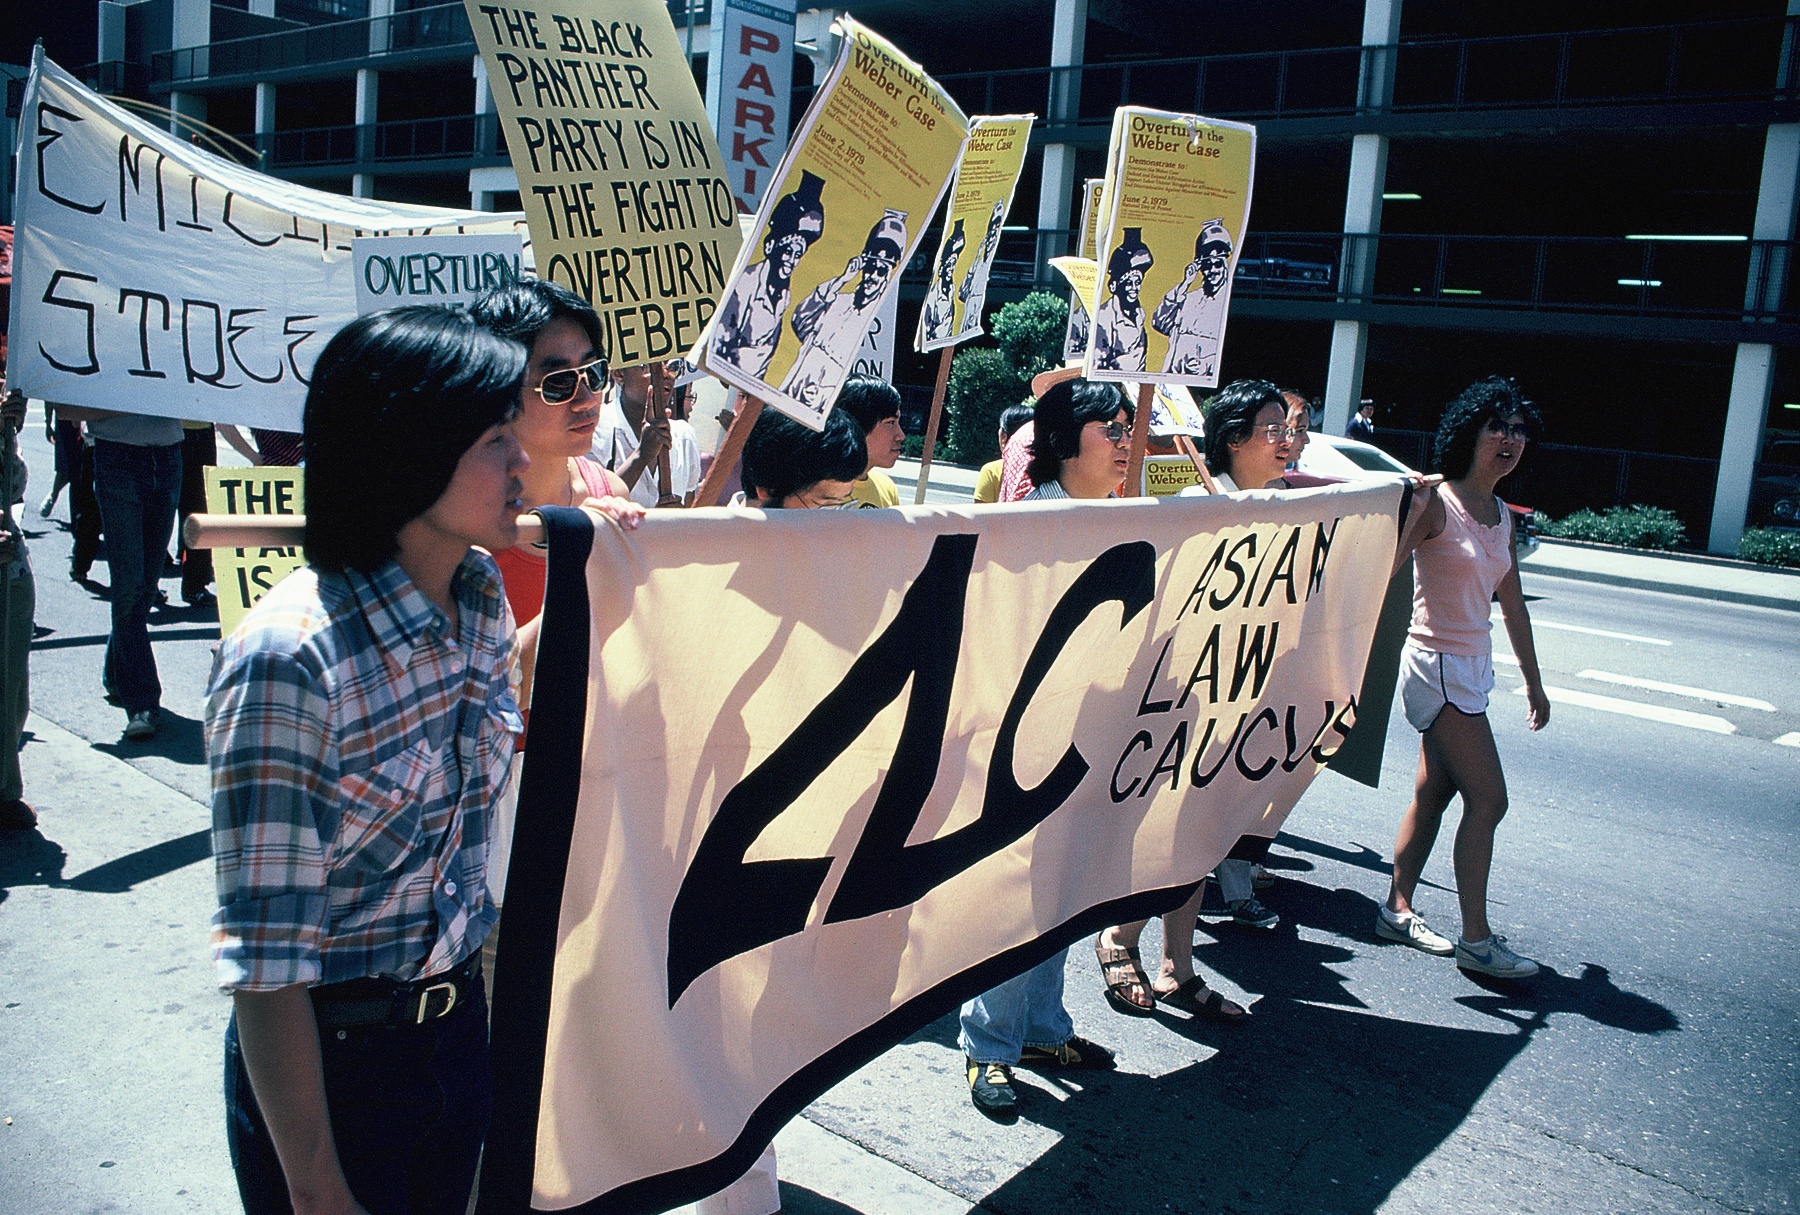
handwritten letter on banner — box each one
[915,114,1034,353]
[6,52,526,430]
[481,481,1403,1213]
[465,0,742,367]
[1086,107,1256,390]
[701,18,969,430]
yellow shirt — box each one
[851,467,901,508]
[973,459,1003,504]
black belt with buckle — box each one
[311,952,482,1032]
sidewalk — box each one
[1522,537,1800,612]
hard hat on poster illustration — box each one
[770,171,828,245]
[1107,227,1154,280]
[1196,218,1233,258]
[864,209,909,261]
[942,217,967,263]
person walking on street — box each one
[177,421,218,607]
[0,386,36,832]
[1347,399,1377,443]
[1380,376,1550,980]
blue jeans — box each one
[224,978,492,1215]
[92,439,182,714]
[958,948,1074,1064]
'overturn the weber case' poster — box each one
[1085,108,1256,389]
[915,114,1034,352]
[701,17,969,429]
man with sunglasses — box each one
[781,210,908,417]
[1153,218,1234,379]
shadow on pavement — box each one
[778,1183,863,1215]
[0,829,68,904]
[63,828,213,893]
[93,708,206,765]
[1458,963,1680,1035]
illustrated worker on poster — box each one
[920,218,966,345]
[781,209,909,414]
[957,199,1007,327]
[1093,227,1153,372]
[1153,218,1235,379]
[712,171,828,379]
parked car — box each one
[1751,437,1800,529]
[1298,433,1539,558]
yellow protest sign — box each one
[1142,453,1203,496]
[1051,254,1097,361]
[205,467,305,637]
[915,114,1034,352]
[1077,176,1105,260]
[702,17,969,429]
[1086,107,1256,388]
[465,0,742,367]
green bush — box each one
[1539,505,1688,550]
[900,433,948,462]
[990,291,1068,385]
[938,291,1068,466]
[943,347,1023,465]
[1738,526,1800,568]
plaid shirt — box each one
[207,553,521,992]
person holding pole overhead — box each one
[208,307,529,1215]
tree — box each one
[942,291,1069,465]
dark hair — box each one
[1201,378,1285,474]
[1432,376,1543,479]
[305,307,525,572]
[468,278,606,370]
[1026,378,1130,487]
[834,374,901,435]
[998,403,1035,442]
[741,406,868,505]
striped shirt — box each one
[206,553,521,992]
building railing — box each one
[931,14,1798,130]
[151,0,709,87]
[945,229,1800,324]
[254,111,506,169]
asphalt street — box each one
[1,407,1794,1213]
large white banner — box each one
[482,481,1403,1213]
[6,52,528,429]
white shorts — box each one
[1400,644,1494,732]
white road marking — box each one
[1516,684,1736,734]
[1576,669,1776,712]
[1776,732,1800,748]
[1533,620,1671,646]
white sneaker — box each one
[1454,934,1540,979]
[1375,906,1454,955]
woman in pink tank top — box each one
[1378,377,1551,982]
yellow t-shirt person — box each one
[972,459,1003,504]
[850,467,901,508]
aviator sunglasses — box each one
[535,357,608,405]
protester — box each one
[973,403,1033,505]
[962,374,1124,1120]
[207,307,528,1215]
[57,398,184,739]
[1281,388,1313,472]
[0,385,35,832]
[738,406,867,509]
[595,362,698,508]
[1347,398,1376,443]
[833,374,905,507]
[176,421,217,607]
[1381,376,1549,979]
[38,404,74,518]
[61,410,102,583]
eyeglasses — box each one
[535,358,607,405]
[1260,424,1303,444]
[1090,421,1130,445]
[1484,420,1532,441]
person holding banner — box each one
[961,374,1124,1119]
[737,407,869,509]
[835,376,906,508]
[208,307,528,1215]
[1382,377,1550,980]
[973,404,1034,505]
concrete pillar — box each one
[253,84,275,167]
[1710,122,1800,552]
[1322,0,1403,438]
[1033,0,1088,264]
[471,56,495,208]
[353,68,378,198]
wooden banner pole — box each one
[1126,381,1154,496]
[652,362,677,506]
[913,346,955,505]
[1173,433,1221,494]
[692,391,764,508]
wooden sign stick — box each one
[1126,381,1154,496]
[653,363,677,506]
[692,391,764,508]
[913,346,954,505]
[1173,433,1221,494]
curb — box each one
[1522,562,1800,613]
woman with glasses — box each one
[1020,373,1133,501]
[1380,376,1549,980]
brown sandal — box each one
[1154,976,1249,1024]
[1095,941,1156,1017]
